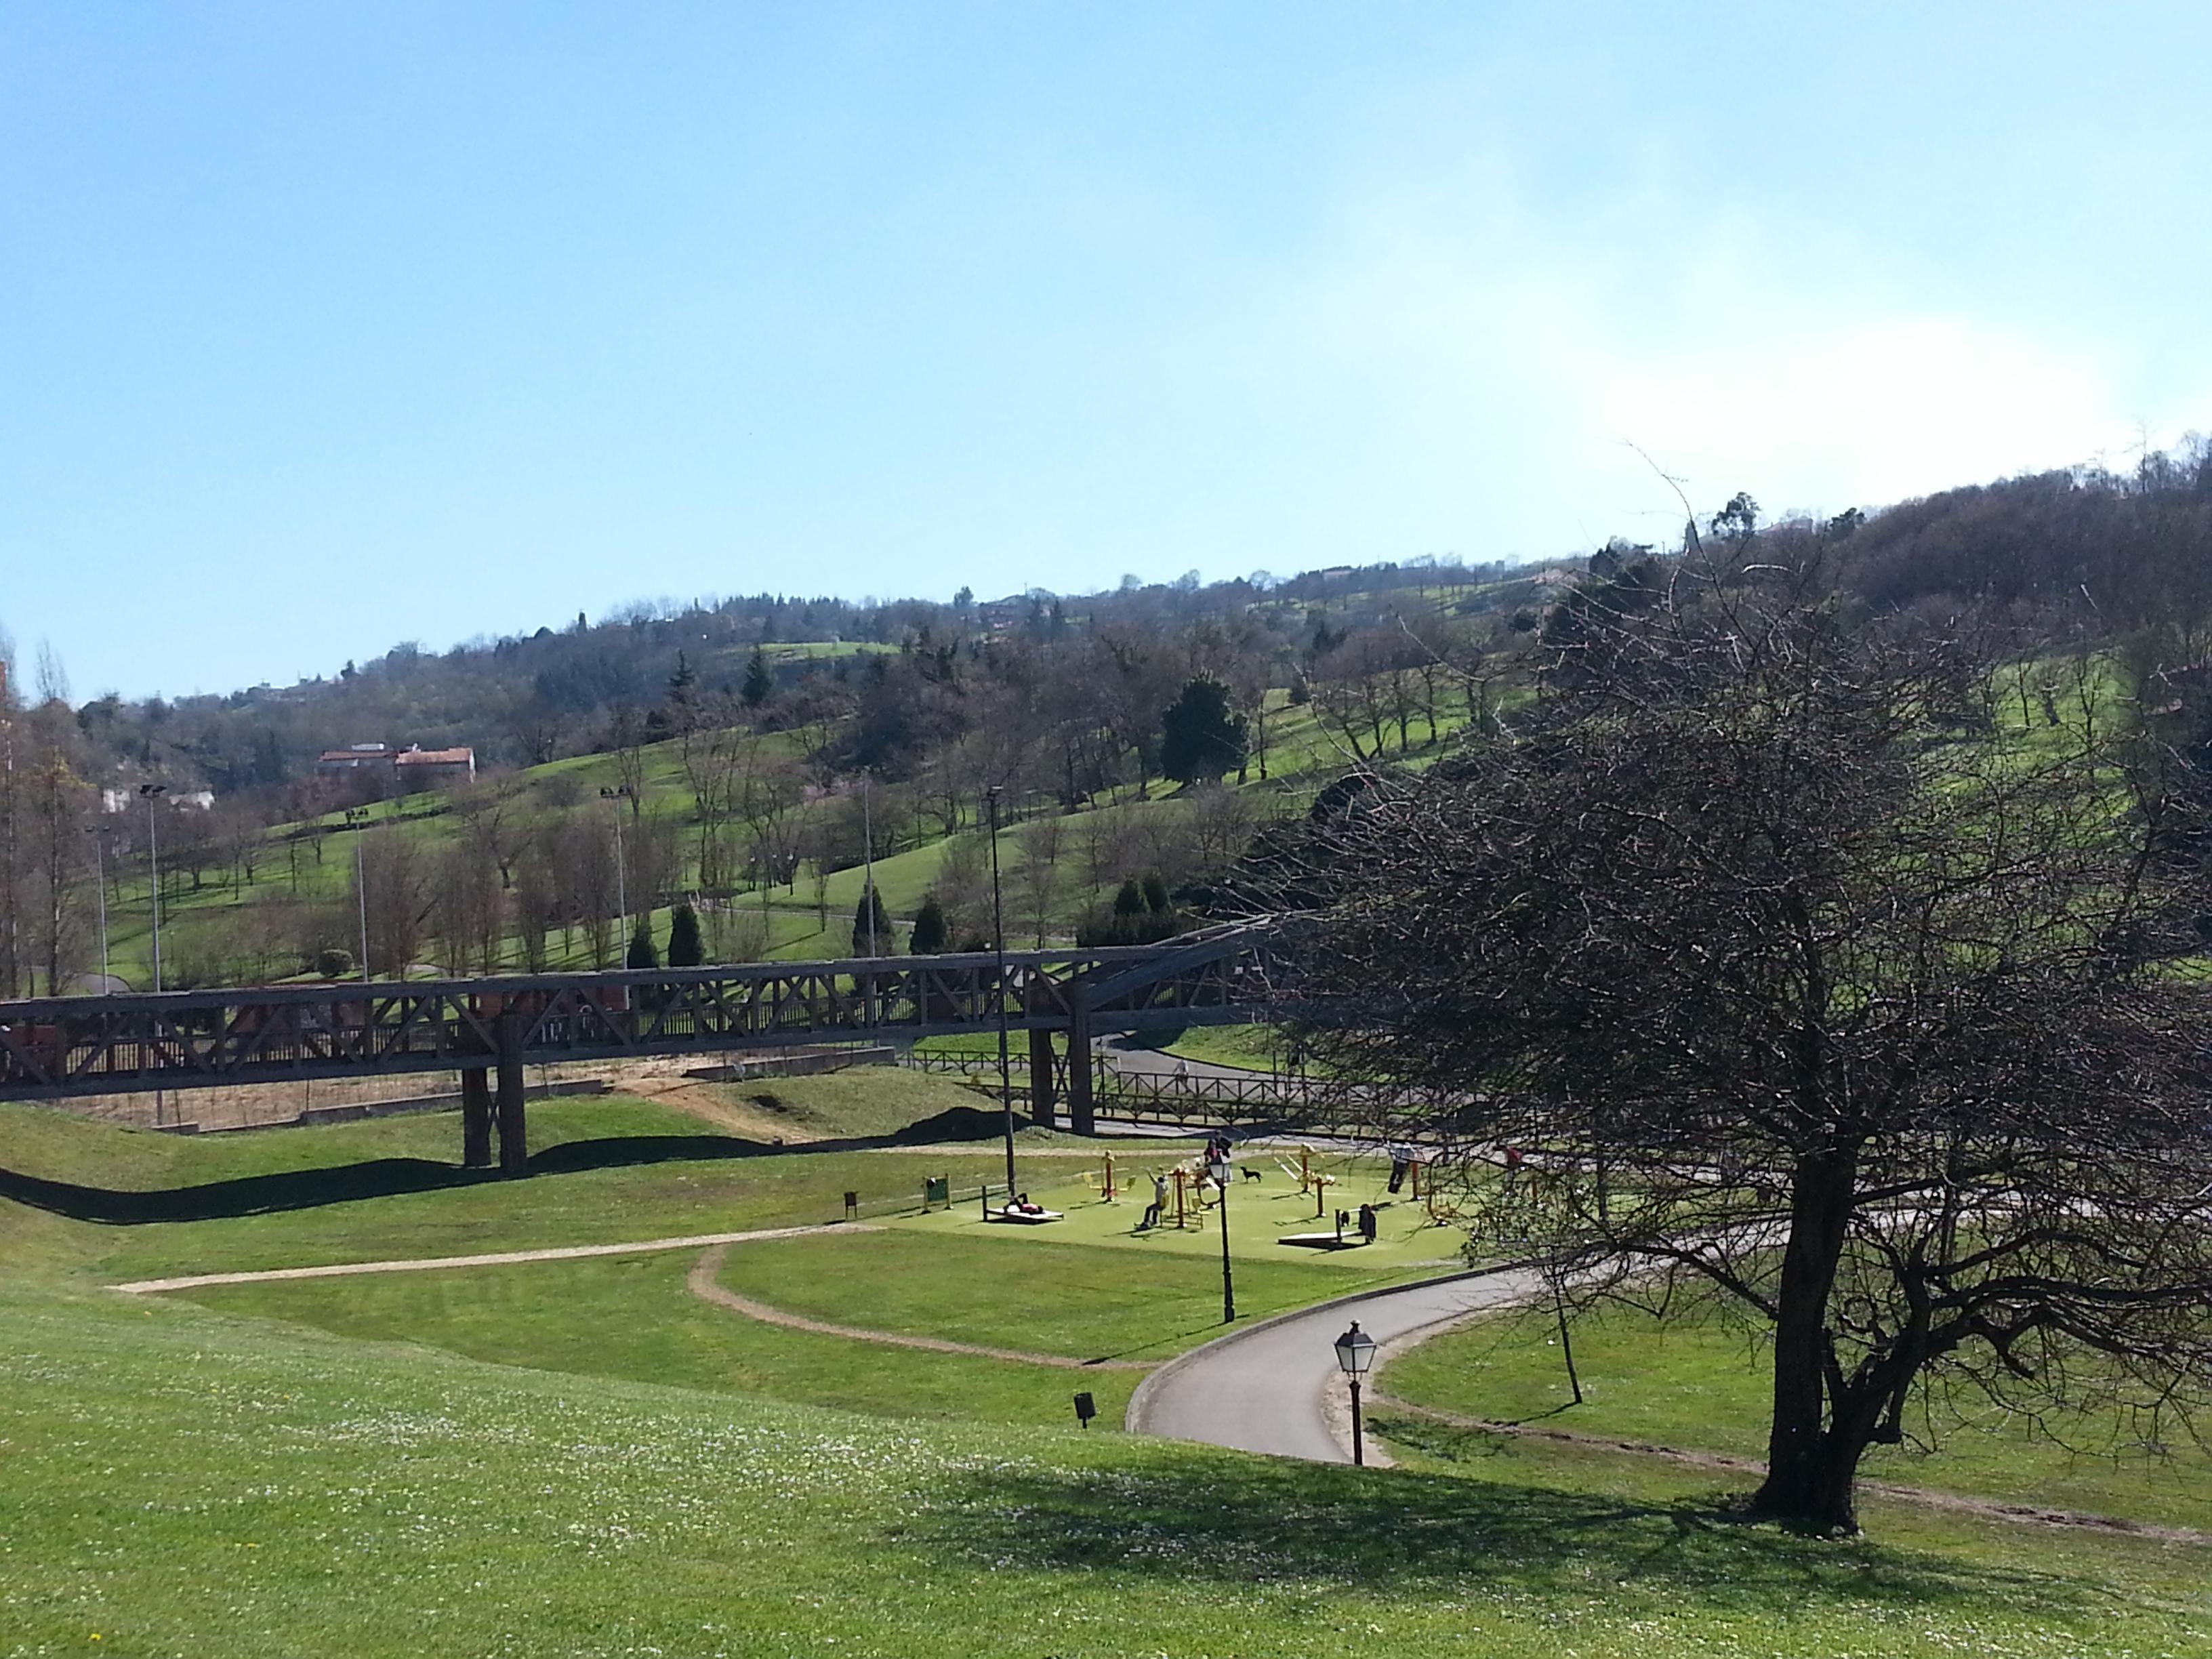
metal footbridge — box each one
[0,922,1288,1170]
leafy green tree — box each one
[1113,879,1145,918]
[1142,873,1172,914]
[626,917,659,970]
[667,902,704,968]
[1160,676,1248,785]
[908,893,948,955]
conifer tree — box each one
[851,884,891,956]
[741,647,774,709]
[908,893,948,954]
[667,902,704,967]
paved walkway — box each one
[1126,1263,1547,1462]
[1099,1036,1272,1086]
[685,1244,1153,1370]
[112,1223,879,1294]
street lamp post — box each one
[986,785,1015,1193]
[1334,1321,1378,1467]
[1208,1136,1236,1323]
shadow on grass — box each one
[909,1450,2085,1616]
[0,1107,1063,1227]
[0,1133,785,1225]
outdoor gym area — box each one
[899,1141,1467,1273]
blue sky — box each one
[5,3,2208,701]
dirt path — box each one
[686,1242,1153,1370]
[113,1223,882,1294]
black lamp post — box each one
[1208,1139,1235,1323]
[1334,1320,1377,1466]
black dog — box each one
[1240,1166,1264,1182]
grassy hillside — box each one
[6,1269,2209,1656]
[4,1082,2210,1653]
[76,672,1490,992]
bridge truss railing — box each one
[0,924,1286,1103]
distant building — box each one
[316,743,396,777]
[392,745,476,792]
[314,741,476,797]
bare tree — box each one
[1298,558,2212,1534]
[933,832,992,945]
[429,842,505,974]
[1015,814,1065,946]
[356,828,427,978]
[511,825,560,971]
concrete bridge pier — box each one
[1066,984,1094,1136]
[460,1067,494,1167]
[1028,1027,1058,1129]
[495,1011,528,1175]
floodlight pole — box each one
[348,807,371,982]
[601,785,630,956]
[141,785,165,994]
[987,785,1015,1193]
[862,777,878,957]
[140,783,166,1126]
[89,825,110,988]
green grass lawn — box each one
[181,1249,1142,1429]
[1381,1296,2212,1535]
[12,1078,2212,1654]
[0,1071,1094,1283]
[1160,1019,1291,1071]
[711,1225,1433,1363]
[5,1279,2208,1658]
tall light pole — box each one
[139,784,165,992]
[861,776,878,957]
[140,783,166,1128]
[87,823,111,989]
[986,785,1015,1193]
[600,785,630,956]
[345,806,371,982]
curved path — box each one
[113,1223,881,1295]
[1128,1263,1547,1462]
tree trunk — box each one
[1751,1144,1863,1531]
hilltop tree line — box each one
[10,439,2212,995]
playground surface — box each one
[890,1147,1470,1273]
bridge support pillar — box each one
[495,1012,528,1176]
[1067,985,1094,1136]
[1028,1027,1057,1128]
[461,1067,493,1167]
